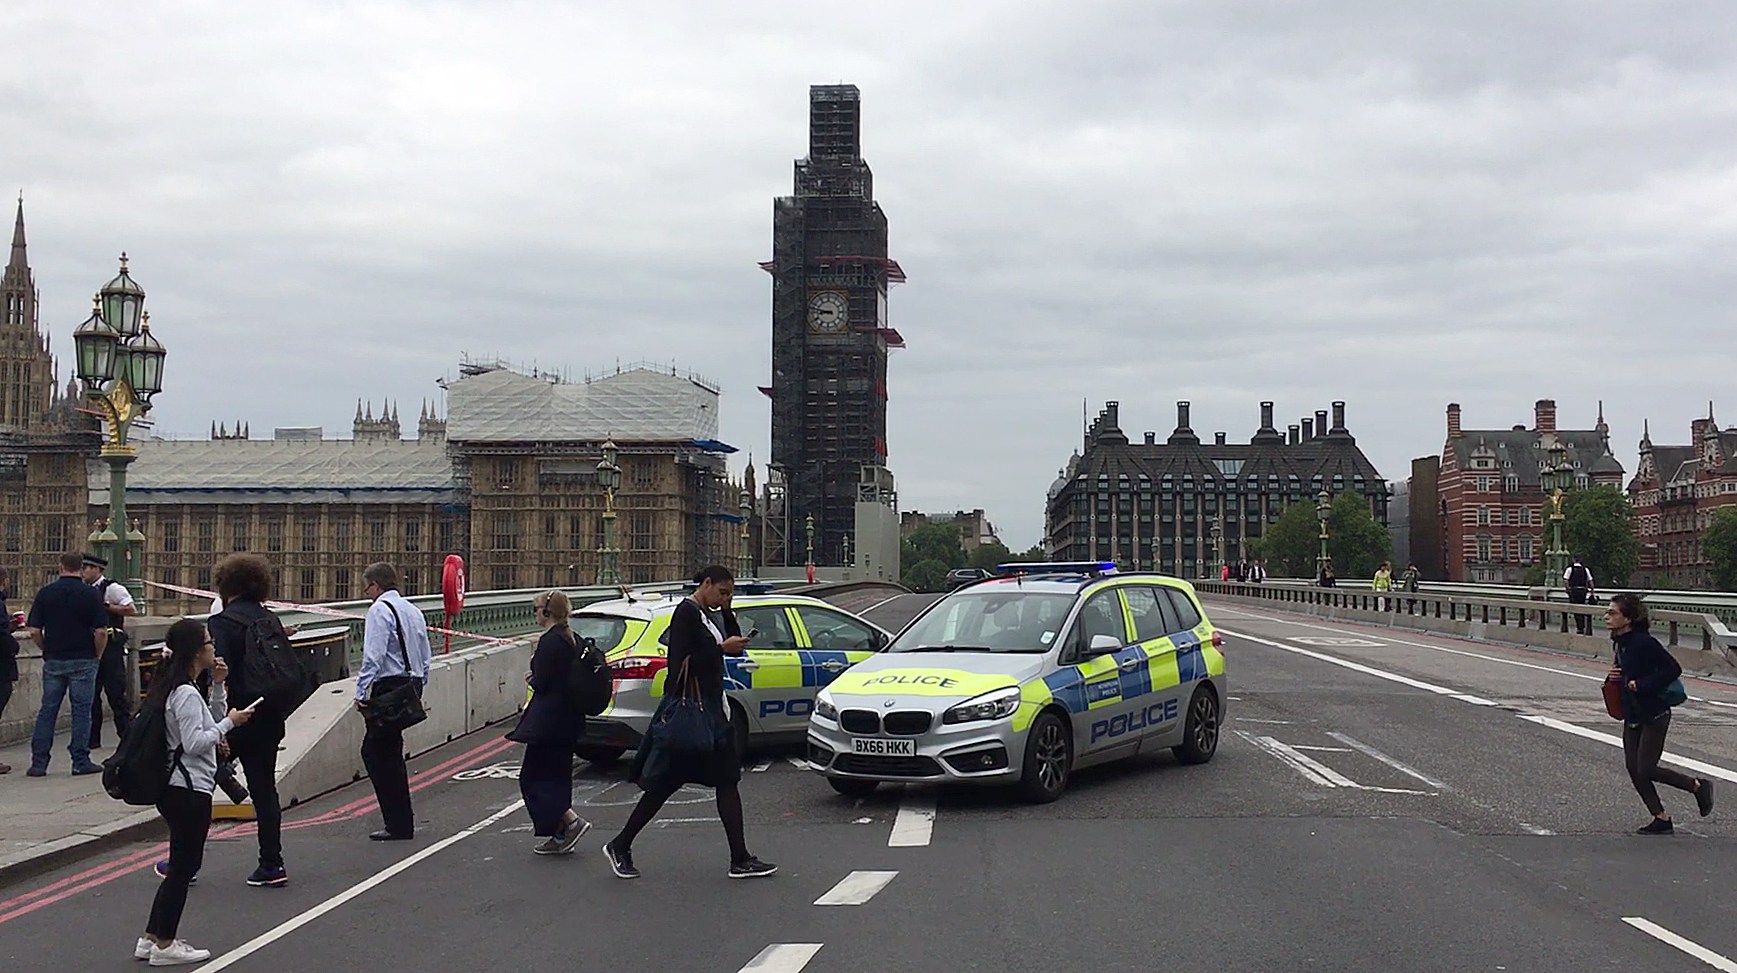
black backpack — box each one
[101,692,189,806]
[566,636,613,717]
[222,607,318,718]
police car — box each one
[568,586,894,767]
[806,563,1226,803]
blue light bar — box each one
[994,561,1118,577]
[681,581,777,595]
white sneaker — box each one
[134,937,154,960]
[149,940,211,966]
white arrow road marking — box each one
[814,870,899,905]
[1623,917,1737,971]
[737,944,824,972]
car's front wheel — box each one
[1172,686,1221,765]
[828,778,879,798]
[1017,712,1072,803]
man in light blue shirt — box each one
[355,562,432,841]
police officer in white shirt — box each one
[355,562,432,841]
[81,554,136,749]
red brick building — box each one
[1430,400,1625,582]
[1627,406,1737,587]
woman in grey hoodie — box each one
[134,619,253,966]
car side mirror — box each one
[1088,634,1122,655]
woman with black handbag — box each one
[602,565,775,880]
[1606,594,1714,834]
[506,590,591,855]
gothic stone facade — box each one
[1627,406,1737,588]
[1046,400,1388,579]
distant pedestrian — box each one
[0,567,19,775]
[26,553,109,777]
[1219,563,1230,582]
[603,565,776,880]
[1401,562,1420,613]
[83,554,137,751]
[1566,559,1595,635]
[134,617,254,966]
[1605,594,1713,834]
[206,554,291,886]
[356,562,431,841]
[1373,561,1393,610]
[1318,565,1337,588]
[1250,561,1266,584]
[505,590,592,855]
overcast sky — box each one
[5,1,1735,549]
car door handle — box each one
[820,661,847,672]
[736,661,761,671]
[1118,659,1141,671]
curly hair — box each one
[214,553,273,603]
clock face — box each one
[808,291,849,333]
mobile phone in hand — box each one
[745,628,759,640]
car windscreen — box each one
[570,614,633,653]
[891,592,1073,654]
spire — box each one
[7,193,25,274]
[1640,418,1652,452]
[355,398,363,422]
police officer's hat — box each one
[81,553,108,569]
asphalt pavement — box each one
[2,591,1733,972]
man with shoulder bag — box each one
[355,562,431,841]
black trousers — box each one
[1623,712,1699,816]
[1569,589,1592,634]
[146,787,212,941]
[361,678,417,837]
[519,743,576,837]
[88,642,131,747]
[231,723,284,867]
[0,679,12,724]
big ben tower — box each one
[763,85,905,569]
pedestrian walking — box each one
[1400,562,1420,614]
[0,567,19,775]
[134,618,254,966]
[25,552,109,777]
[1605,594,1714,834]
[356,562,431,841]
[505,590,592,855]
[602,565,775,880]
[205,553,291,886]
[1373,561,1393,611]
[1566,559,1595,635]
[83,554,137,751]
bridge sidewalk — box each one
[0,728,161,884]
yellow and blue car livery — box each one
[562,590,892,764]
[806,564,1226,803]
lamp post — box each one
[1150,534,1160,575]
[1315,490,1332,584]
[1210,518,1224,579]
[595,439,621,585]
[804,513,815,571]
[737,488,753,578]
[72,255,165,611]
[1541,435,1573,596]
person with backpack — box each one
[202,553,299,887]
[505,590,594,855]
[82,554,137,751]
[132,618,254,966]
[1605,594,1714,834]
[602,565,776,881]
[1565,559,1595,635]
[356,562,431,841]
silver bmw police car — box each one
[806,563,1226,802]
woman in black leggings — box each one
[1606,594,1714,834]
[603,565,775,880]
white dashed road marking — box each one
[736,944,825,972]
[1622,917,1737,971]
[888,789,936,847]
[1327,731,1448,790]
[814,870,899,905]
[750,758,773,772]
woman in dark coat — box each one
[602,565,776,880]
[1606,594,1714,834]
[507,590,590,855]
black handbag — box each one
[365,601,427,733]
[645,660,725,754]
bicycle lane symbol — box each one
[452,761,521,781]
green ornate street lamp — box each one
[1210,517,1224,579]
[1542,435,1572,596]
[737,488,753,579]
[596,439,621,585]
[72,256,166,610]
[1315,490,1332,584]
[804,513,815,568]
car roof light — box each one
[993,561,1119,577]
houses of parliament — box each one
[0,199,747,614]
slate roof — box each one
[90,438,456,505]
[444,366,720,444]
[1448,428,1622,488]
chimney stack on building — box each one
[1447,402,1462,438]
[1331,401,1346,432]
[1315,410,1329,437]
[1302,418,1314,440]
[1144,431,1156,446]
[1214,432,1226,446]
[1534,399,1556,433]
[1288,424,1301,446]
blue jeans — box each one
[32,657,99,770]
